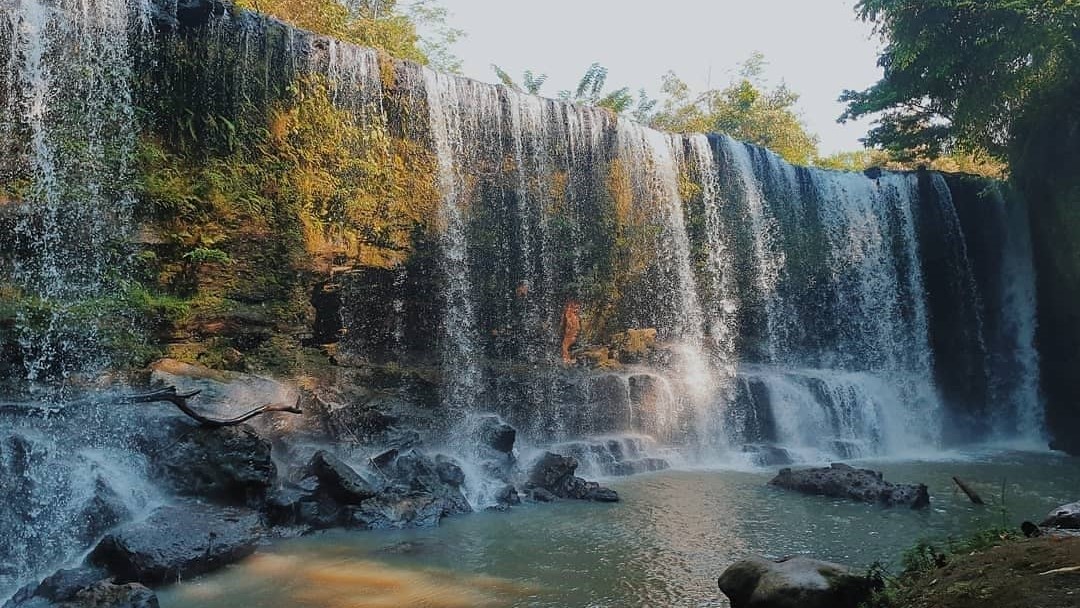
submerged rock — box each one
[1041,501,1080,529]
[345,492,445,530]
[718,555,879,608]
[741,444,793,467]
[769,463,930,509]
[526,452,620,502]
[3,566,158,608]
[89,503,263,585]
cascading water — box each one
[1,0,145,387]
[0,2,1054,599]
[0,0,156,599]
[422,68,486,421]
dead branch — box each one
[126,385,302,428]
[952,476,985,505]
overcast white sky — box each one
[432,0,884,154]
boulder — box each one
[76,477,133,545]
[718,555,879,608]
[528,452,578,489]
[3,566,158,608]
[89,503,263,585]
[527,452,620,503]
[495,484,521,507]
[1041,501,1080,529]
[140,415,276,506]
[389,451,471,517]
[473,416,516,455]
[304,450,378,505]
[769,463,929,509]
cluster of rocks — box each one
[769,463,930,509]
[4,379,622,608]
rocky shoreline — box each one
[716,499,1080,608]
[2,359,633,607]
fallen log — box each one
[125,386,302,428]
[952,476,985,505]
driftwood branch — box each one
[126,386,302,428]
[952,476,985,505]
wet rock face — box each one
[474,416,516,455]
[526,452,620,503]
[138,415,276,507]
[1041,501,1080,529]
[305,450,379,505]
[769,463,930,509]
[89,503,263,585]
[718,555,880,608]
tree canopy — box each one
[839,0,1080,166]
[650,54,820,165]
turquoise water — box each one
[159,451,1080,608]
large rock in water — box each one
[769,463,930,509]
[1041,501,1080,529]
[89,503,263,585]
[526,452,619,502]
[718,555,880,608]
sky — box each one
[431,0,885,155]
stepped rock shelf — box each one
[0,0,1061,603]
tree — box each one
[651,53,820,165]
[559,63,656,120]
[490,63,657,122]
[839,0,1080,165]
[490,65,548,94]
[407,0,466,73]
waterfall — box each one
[995,187,1044,441]
[1,0,146,387]
[718,135,786,363]
[0,0,1049,479]
[422,69,486,420]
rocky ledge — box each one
[769,463,930,509]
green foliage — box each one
[407,0,466,73]
[490,65,548,95]
[183,247,233,265]
[840,0,1080,165]
[814,148,1007,178]
[859,527,1022,608]
[552,63,657,121]
[234,0,463,69]
[651,53,821,165]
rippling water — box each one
[159,451,1080,608]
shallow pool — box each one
[159,451,1080,608]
